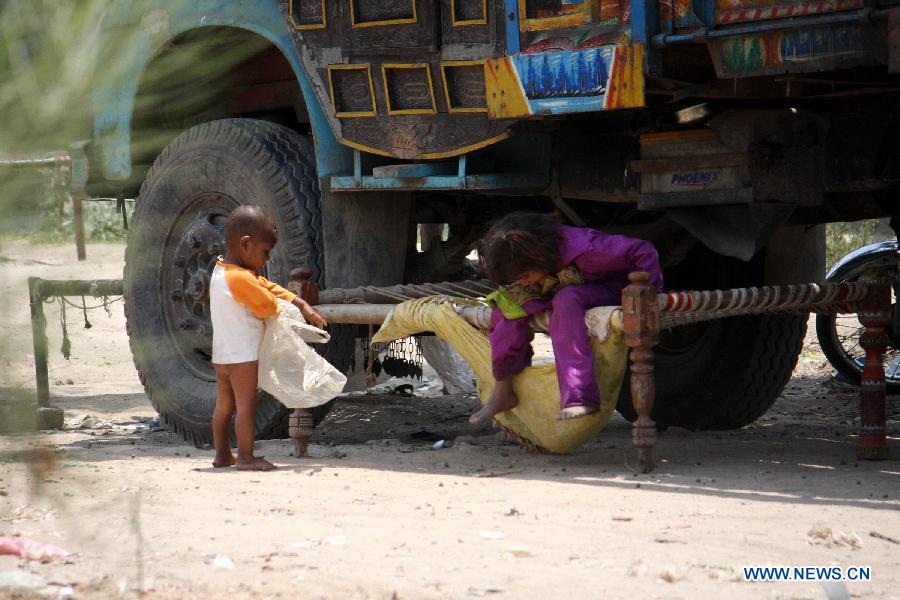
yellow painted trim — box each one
[340,132,511,160]
[340,139,396,158]
[350,0,417,28]
[484,57,531,119]
[288,0,327,30]
[440,60,488,114]
[451,0,488,25]
[382,63,437,116]
[327,64,377,118]
[517,0,591,32]
[631,43,646,108]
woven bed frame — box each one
[289,270,892,471]
[621,272,891,472]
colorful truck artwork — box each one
[52,0,898,444]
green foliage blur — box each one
[825,220,886,271]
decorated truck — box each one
[80,0,899,443]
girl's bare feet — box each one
[212,453,236,468]
[236,456,277,471]
[470,379,518,425]
[556,405,599,420]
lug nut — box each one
[171,290,183,301]
[179,318,197,330]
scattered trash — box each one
[0,536,71,561]
[65,414,114,430]
[0,570,50,596]
[432,440,446,450]
[147,416,163,432]
[612,516,633,522]
[419,336,476,394]
[467,586,504,596]
[657,566,686,583]
[869,530,900,545]
[478,531,505,540]
[504,548,533,558]
[807,525,862,549]
[203,554,235,569]
[472,469,524,479]
[627,560,647,577]
[503,507,520,517]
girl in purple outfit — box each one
[471,212,664,424]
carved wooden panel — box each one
[440,0,500,46]
[328,65,377,117]
[441,62,487,112]
[279,0,514,160]
[350,0,416,25]
[383,64,437,114]
[340,115,510,159]
[452,0,487,23]
[290,0,326,29]
[344,0,439,54]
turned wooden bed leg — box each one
[857,273,890,460]
[289,408,314,458]
[622,272,661,473]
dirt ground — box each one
[0,239,898,599]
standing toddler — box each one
[209,205,326,470]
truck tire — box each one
[125,118,352,445]
[616,249,806,430]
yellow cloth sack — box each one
[372,297,628,453]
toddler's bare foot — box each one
[236,456,277,471]
[470,389,519,425]
[556,405,599,420]
[212,453,236,468]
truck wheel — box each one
[617,250,806,430]
[125,118,352,445]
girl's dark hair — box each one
[478,212,562,285]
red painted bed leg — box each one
[857,274,891,460]
[623,272,661,473]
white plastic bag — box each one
[258,300,347,408]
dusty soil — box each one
[0,239,898,599]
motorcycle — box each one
[815,240,900,391]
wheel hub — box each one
[161,194,235,379]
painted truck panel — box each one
[92,0,894,180]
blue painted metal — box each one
[457,155,467,179]
[530,96,608,115]
[504,0,520,54]
[701,0,716,27]
[91,0,351,182]
[629,0,657,46]
[330,173,548,192]
[374,163,459,178]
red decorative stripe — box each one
[715,0,862,25]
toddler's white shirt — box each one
[209,261,296,364]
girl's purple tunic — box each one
[489,225,663,411]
